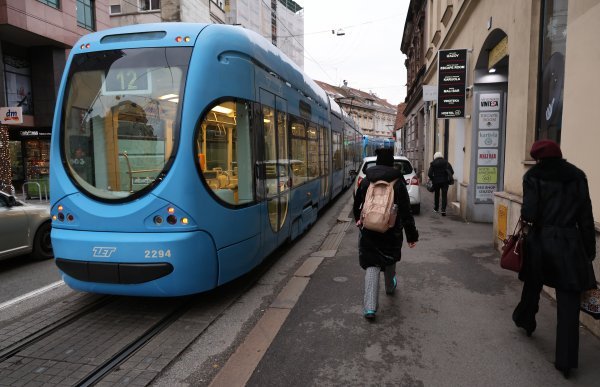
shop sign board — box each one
[437,49,467,119]
[476,166,497,184]
[478,130,499,147]
[479,112,500,129]
[0,107,23,124]
[476,184,497,202]
[479,93,501,111]
[478,149,498,166]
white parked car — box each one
[0,191,53,261]
[353,155,421,215]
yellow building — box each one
[406,1,600,332]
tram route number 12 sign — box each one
[437,49,467,119]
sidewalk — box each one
[215,188,600,386]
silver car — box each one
[353,155,422,215]
[0,191,53,261]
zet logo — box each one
[92,247,117,258]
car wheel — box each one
[32,222,53,260]
[411,204,421,215]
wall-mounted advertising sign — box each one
[437,49,467,119]
[0,107,23,124]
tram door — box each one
[259,90,290,251]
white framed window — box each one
[139,0,160,12]
[109,4,121,14]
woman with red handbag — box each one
[512,140,596,379]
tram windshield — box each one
[61,47,192,200]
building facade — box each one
[0,0,110,196]
[400,0,427,181]
[109,0,303,68]
[405,0,600,333]
[109,0,225,25]
[226,0,304,69]
[316,80,397,142]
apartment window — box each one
[37,0,60,9]
[140,0,160,11]
[109,2,121,14]
[76,0,95,31]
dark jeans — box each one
[433,184,449,211]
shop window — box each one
[4,55,33,115]
[536,0,568,142]
[197,101,253,205]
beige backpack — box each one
[360,179,398,233]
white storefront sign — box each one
[478,112,500,129]
[476,184,497,202]
[478,130,499,147]
[479,93,501,111]
[478,149,498,166]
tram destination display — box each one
[437,49,467,119]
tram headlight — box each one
[57,212,65,221]
[167,215,177,225]
[181,217,189,225]
[154,216,163,225]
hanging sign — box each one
[437,49,467,119]
[0,107,23,124]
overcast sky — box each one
[296,0,409,106]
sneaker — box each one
[386,276,397,295]
[441,211,446,216]
[433,209,439,213]
[364,310,376,320]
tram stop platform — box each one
[204,188,600,387]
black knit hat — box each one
[375,148,394,166]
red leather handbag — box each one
[501,218,525,272]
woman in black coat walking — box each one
[427,152,454,216]
[512,140,596,379]
[353,148,419,319]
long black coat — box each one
[519,158,596,291]
[353,165,419,269]
[427,158,454,186]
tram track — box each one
[0,247,291,386]
[0,294,115,363]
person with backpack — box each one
[353,148,419,320]
[427,152,454,216]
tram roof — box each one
[73,23,329,110]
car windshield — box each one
[61,47,192,201]
[363,160,413,175]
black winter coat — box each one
[519,158,596,291]
[353,165,419,269]
[428,158,454,186]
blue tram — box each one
[362,135,394,158]
[49,23,361,296]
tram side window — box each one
[307,125,319,179]
[290,118,307,186]
[319,126,329,176]
[197,101,253,205]
[332,132,342,171]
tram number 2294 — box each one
[144,249,172,258]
